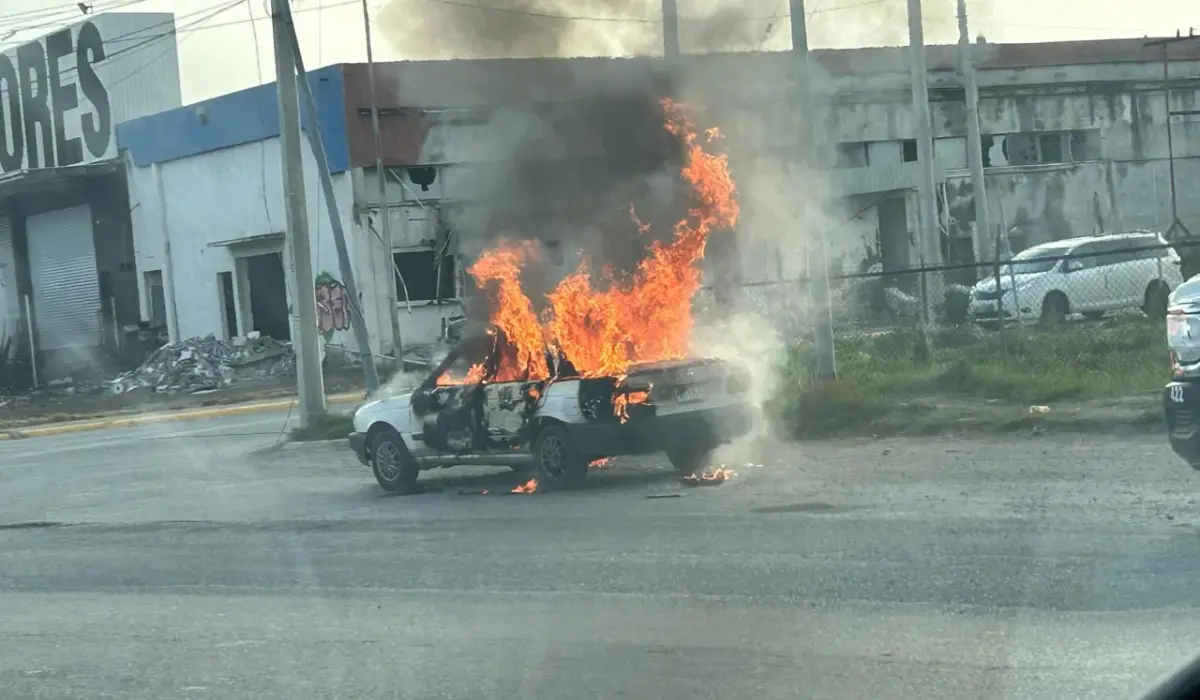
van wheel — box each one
[532,424,587,491]
[370,429,420,494]
[1144,282,1170,319]
[1040,293,1069,325]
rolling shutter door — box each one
[0,214,17,361]
[27,205,102,351]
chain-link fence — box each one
[696,235,1200,405]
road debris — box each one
[108,334,296,395]
[681,466,736,487]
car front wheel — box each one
[370,429,420,494]
[532,424,587,491]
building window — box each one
[901,139,918,162]
[394,249,457,303]
[144,270,166,326]
[981,130,1098,167]
[834,142,869,169]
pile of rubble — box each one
[109,333,295,395]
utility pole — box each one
[1145,30,1200,244]
[271,0,325,427]
[790,0,836,381]
[281,1,380,394]
[361,0,403,368]
[661,0,679,58]
[908,0,944,322]
[957,0,991,277]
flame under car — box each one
[348,330,755,493]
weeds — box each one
[770,317,1166,438]
[288,412,354,442]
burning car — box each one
[350,98,750,493]
[348,328,754,493]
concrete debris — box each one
[109,334,296,395]
[885,287,921,317]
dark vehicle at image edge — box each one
[1164,275,1200,467]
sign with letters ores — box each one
[0,12,182,175]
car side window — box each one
[1069,243,1100,270]
[1091,240,1128,268]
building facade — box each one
[0,12,182,388]
[112,36,1200,362]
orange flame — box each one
[511,478,538,493]
[681,466,736,484]
[612,386,652,423]
[436,362,487,387]
[465,99,738,383]
[588,458,612,468]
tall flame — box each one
[464,99,738,382]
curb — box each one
[0,392,365,441]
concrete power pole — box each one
[907,0,944,321]
[360,0,403,367]
[791,0,836,381]
[280,1,380,394]
[957,0,991,274]
[661,0,679,58]
[271,0,326,427]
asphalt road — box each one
[3,414,1200,700]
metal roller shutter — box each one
[0,214,17,361]
[27,205,102,351]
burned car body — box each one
[349,329,755,493]
[1165,275,1200,467]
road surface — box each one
[2,414,1199,699]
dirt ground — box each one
[0,367,368,430]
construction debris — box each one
[109,333,296,395]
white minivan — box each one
[968,232,1183,325]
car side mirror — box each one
[1064,259,1082,273]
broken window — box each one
[1068,130,1098,161]
[394,249,457,303]
[143,270,166,326]
[834,142,869,169]
[1038,133,1064,163]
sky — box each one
[0,0,1195,103]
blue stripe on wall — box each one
[117,64,350,173]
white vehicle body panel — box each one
[969,232,1183,323]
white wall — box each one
[124,136,379,356]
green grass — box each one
[770,317,1167,438]
[288,412,354,442]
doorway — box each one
[245,253,290,341]
[217,271,238,339]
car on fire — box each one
[348,327,756,493]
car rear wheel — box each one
[1040,292,1068,325]
[532,424,587,491]
[1144,282,1170,319]
[370,429,420,494]
[666,446,715,475]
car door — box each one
[1104,236,1151,309]
[410,336,492,455]
[1062,242,1109,312]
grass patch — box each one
[289,412,354,442]
[770,317,1167,438]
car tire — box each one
[370,428,420,494]
[531,424,587,491]
[666,446,715,475]
[1144,282,1170,319]
[1040,292,1068,325]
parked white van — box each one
[968,232,1183,325]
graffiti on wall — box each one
[315,271,350,341]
